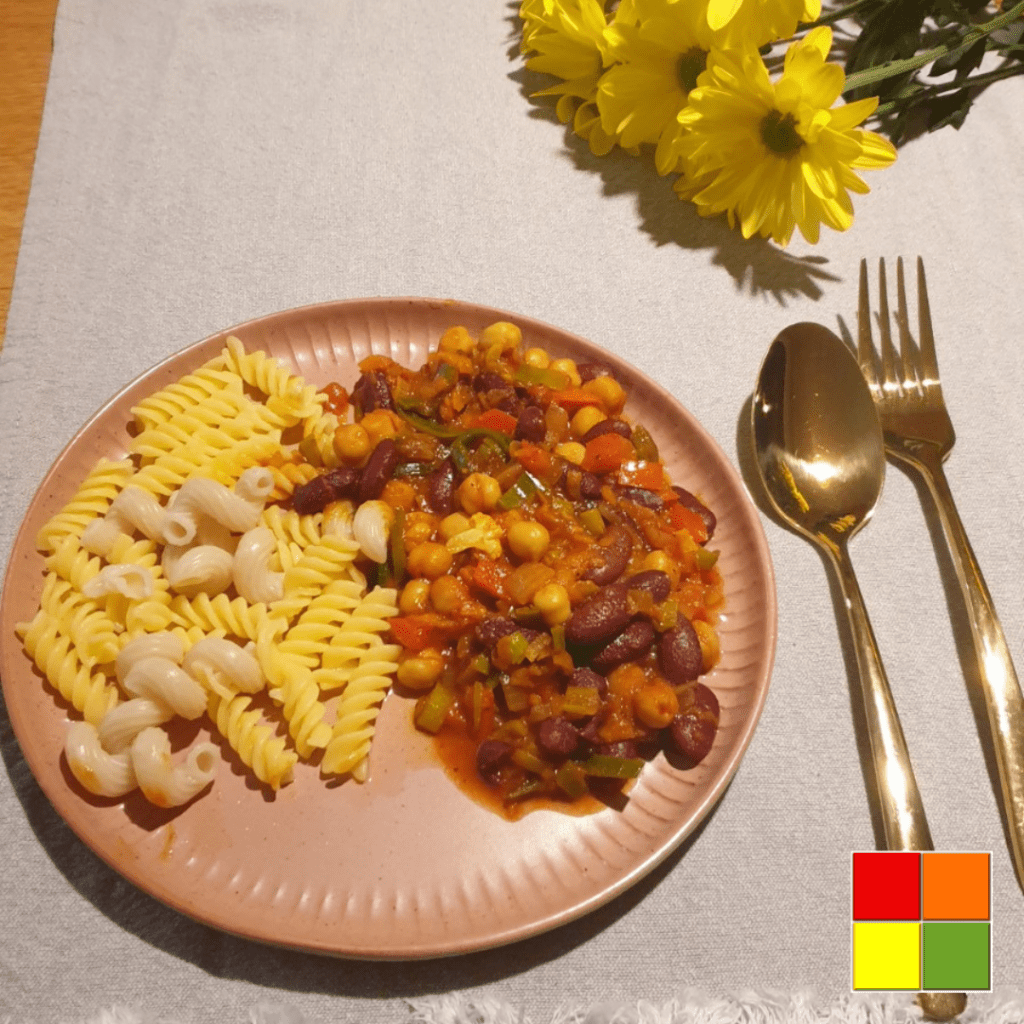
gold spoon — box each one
[752,323,963,1021]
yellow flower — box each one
[673,26,896,245]
[596,0,724,172]
[706,0,821,49]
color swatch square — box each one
[923,922,990,990]
[853,921,921,990]
[851,851,992,991]
[923,852,990,920]
[852,851,920,920]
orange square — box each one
[922,853,989,920]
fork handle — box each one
[830,542,933,852]
[911,449,1024,885]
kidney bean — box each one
[584,524,632,585]
[581,418,632,445]
[576,362,614,383]
[617,486,664,510]
[666,685,719,767]
[357,438,400,503]
[514,405,546,443]
[424,458,456,516]
[578,471,603,499]
[570,666,607,697]
[658,618,704,683]
[591,619,656,674]
[351,370,394,414]
[622,569,671,603]
[537,717,580,759]
[673,486,716,541]
[476,739,513,787]
[597,739,641,760]
[474,617,541,649]
[292,466,359,515]
[565,582,631,646]
[472,371,506,393]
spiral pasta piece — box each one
[129,360,242,431]
[17,610,119,725]
[65,721,137,797]
[206,691,297,790]
[36,459,135,554]
[270,535,362,623]
[321,658,398,780]
[167,592,279,641]
[130,727,219,808]
[222,335,325,423]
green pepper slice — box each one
[580,754,645,779]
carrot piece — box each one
[513,441,555,479]
[471,408,518,435]
[618,460,665,491]
[550,386,602,410]
[665,503,709,544]
[581,433,634,474]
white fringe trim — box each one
[6,991,1021,1024]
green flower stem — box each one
[874,59,1024,115]
[842,0,1024,93]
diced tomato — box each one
[665,503,709,544]
[470,408,518,435]
[468,558,509,600]
[618,460,665,491]
[581,433,634,474]
[388,614,458,652]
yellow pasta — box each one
[35,458,135,554]
[20,338,403,808]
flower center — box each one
[677,47,708,93]
[761,111,803,154]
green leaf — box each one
[930,36,986,79]
[925,88,975,132]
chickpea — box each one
[507,520,550,561]
[438,512,471,541]
[361,408,402,447]
[332,422,372,464]
[583,374,626,415]
[693,619,721,672]
[480,321,522,351]
[406,541,453,579]
[640,549,677,581]
[634,679,680,729]
[397,647,445,691]
[429,574,467,614]
[554,441,586,465]
[550,358,581,387]
[403,511,438,548]
[458,473,502,514]
[522,346,550,369]
[439,325,476,354]
[399,578,431,615]
[380,478,416,511]
[571,405,607,439]
[534,582,571,626]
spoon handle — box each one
[831,544,934,852]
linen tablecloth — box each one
[2,2,1023,1022]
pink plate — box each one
[0,297,776,958]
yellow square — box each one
[853,921,921,990]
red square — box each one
[853,852,921,920]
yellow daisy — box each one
[673,26,896,245]
[706,0,821,49]
[596,0,724,173]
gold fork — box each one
[857,256,1024,890]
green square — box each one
[922,922,990,990]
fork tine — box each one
[856,258,879,389]
[876,258,900,393]
[895,257,920,391]
[916,256,940,386]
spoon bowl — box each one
[752,322,931,852]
